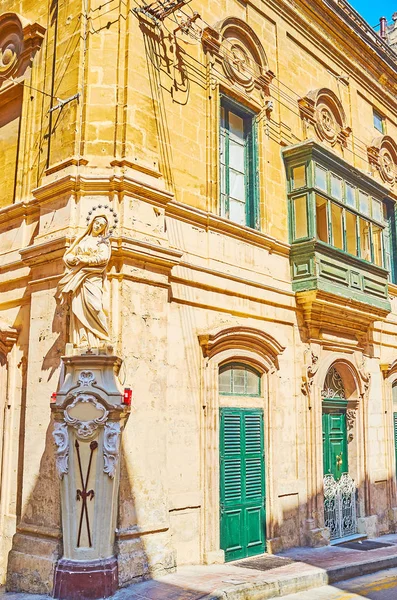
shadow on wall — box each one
[5,428,154,596]
[4,412,397,597]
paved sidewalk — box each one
[2,534,397,599]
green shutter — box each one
[220,408,266,561]
[322,411,348,480]
[393,412,397,477]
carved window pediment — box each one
[299,88,351,148]
[202,17,274,95]
[368,135,397,185]
[0,12,45,94]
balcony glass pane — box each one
[359,218,371,262]
[346,184,356,208]
[315,165,327,191]
[372,225,383,266]
[331,202,343,250]
[359,191,370,216]
[292,165,306,189]
[372,199,383,222]
[345,211,358,256]
[316,195,328,243]
[331,174,343,201]
[294,195,308,239]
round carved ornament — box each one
[222,38,262,89]
[379,147,396,184]
[315,103,338,144]
[0,22,22,78]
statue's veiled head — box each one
[91,216,108,237]
[85,214,109,239]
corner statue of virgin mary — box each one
[57,215,111,349]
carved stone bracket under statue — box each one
[52,353,130,600]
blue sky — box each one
[348,1,396,27]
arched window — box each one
[218,362,261,396]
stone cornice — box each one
[0,197,41,225]
[112,236,183,271]
[19,233,183,275]
[166,200,290,257]
[32,173,173,206]
[20,236,68,268]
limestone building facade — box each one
[2,0,397,594]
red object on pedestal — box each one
[123,388,132,406]
[50,392,57,403]
[53,557,118,600]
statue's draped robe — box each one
[57,236,111,348]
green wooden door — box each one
[220,408,266,562]
[322,411,348,480]
[394,413,397,480]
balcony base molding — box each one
[296,289,390,348]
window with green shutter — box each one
[220,98,259,229]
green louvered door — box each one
[394,413,397,480]
[220,408,266,561]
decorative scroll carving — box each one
[64,393,109,439]
[53,422,69,479]
[346,408,357,442]
[78,370,96,387]
[0,318,18,356]
[103,422,121,478]
[368,135,397,185]
[322,366,346,399]
[0,13,45,89]
[299,88,351,147]
[358,359,371,399]
[202,18,274,95]
[301,351,319,398]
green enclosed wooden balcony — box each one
[283,141,393,336]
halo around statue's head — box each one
[86,204,118,239]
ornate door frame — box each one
[303,350,369,539]
[198,326,285,564]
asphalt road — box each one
[284,567,397,599]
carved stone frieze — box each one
[103,422,121,478]
[298,88,351,147]
[53,422,69,479]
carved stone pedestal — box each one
[52,353,130,600]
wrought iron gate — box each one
[324,473,357,540]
